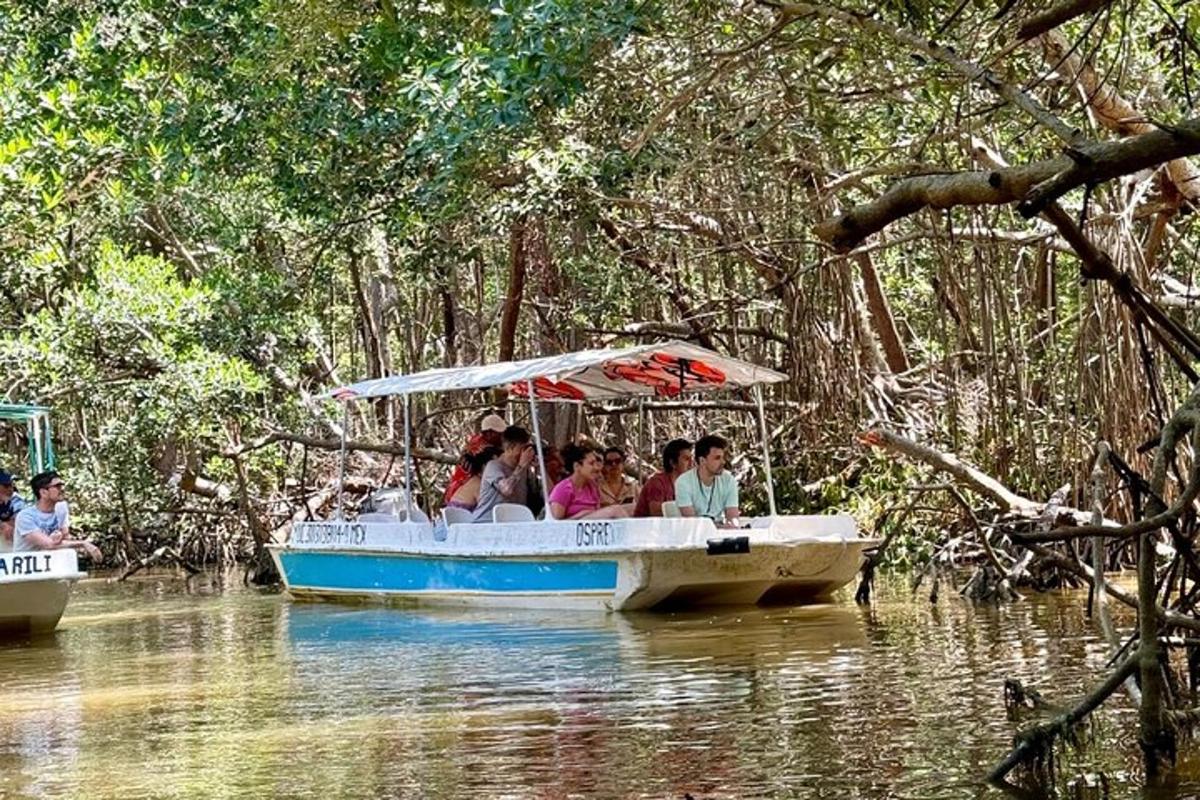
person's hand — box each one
[518,445,535,468]
[49,531,64,545]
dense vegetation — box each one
[1,1,1196,563]
[7,0,1200,788]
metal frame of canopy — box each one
[322,340,788,521]
[0,404,56,478]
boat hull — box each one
[271,515,872,612]
[0,550,84,634]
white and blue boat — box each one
[0,405,85,634]
[269,341,874,611]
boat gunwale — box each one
[268,536,877,561]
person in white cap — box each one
[443,413,508,504]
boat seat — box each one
[442,506,473,526]
[358,512,396,523]
[493,503,535,523]
[398,506,430,524]
[661,501,681,518]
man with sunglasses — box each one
[13,471,102,561]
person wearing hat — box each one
[0,470,25,548]
[443,413,508,504]
[0,471,26,519]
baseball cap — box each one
[480,414,507,433]
[0,470,14,486]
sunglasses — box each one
[604,458,624,466]
[48,482,66,489]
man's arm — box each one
[14,512,58,550]
[18,530,63,550]
[497,449,536,498]
[496,469,529,498]
[675,475,697,517]
[721,476,742,526]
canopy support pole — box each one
[335,401,349,520]
[527,380,552,520]
[403,394,413,516]
[42,413,55,470]
[31,418,43,475]
[637,397,647,481]
[753,385,777,517]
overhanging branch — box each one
[815,119,1200,251]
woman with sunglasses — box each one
[598,446,639,510]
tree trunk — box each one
[499,215,528,362]
[528,215,572,445]
[855,252,909,373]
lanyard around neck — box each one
[696,469,719,517]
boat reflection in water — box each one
[279,601,871,796]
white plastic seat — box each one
[661,501,681,518]
[493,503,535,523]
[397,506,430,524]
[442,506,473,526]
[368,487,406,515]
[358,512,396,523]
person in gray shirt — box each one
[472,426,536,523]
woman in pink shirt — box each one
[549,444,630,520]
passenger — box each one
[444,413,507,504]
[598,446,640,509]
[471,426,536,523]
[0,470,27,547]
[14,471,102,561]
[675,434,741,528]
[445,446,501,512]
[543,444,566,486]
[526,442,564,519]
[633,438,693,517]
[548,444,630,520]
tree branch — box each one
[815,119,1200,251]
[224,430,458,465]
[1016,0,1114,41]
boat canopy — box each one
[323,340,787,402]
[0,404,55,476]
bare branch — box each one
[1016,0,1114,42]
[815,119,1200,251]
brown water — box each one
[2,573,1197,799]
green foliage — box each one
[10,243,264,530]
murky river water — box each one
[4,573,1200,799]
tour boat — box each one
[0,405,85,635]
[0,549,85,634]
[269,341,875,611]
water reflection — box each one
[0,573,1189,798]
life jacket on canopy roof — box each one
[510,377,587,401]
[602,353,726,397]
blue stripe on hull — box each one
[280,551,619,594]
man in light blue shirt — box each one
[674,434,741,528]
[14,471,101,561]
